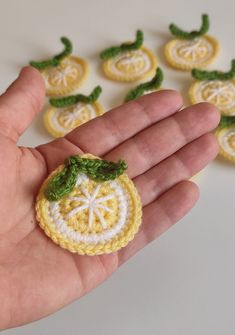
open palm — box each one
[0,67,219,329]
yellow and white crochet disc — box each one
[190,170,203,182]
[36,157,142,255]
[216,126,235,163]
[164,35,219,70]
[102,47,157,82]
[189,80,235,116]
[44,102,104,138]
[42,56,89,96]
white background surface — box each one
[1,0,234,334]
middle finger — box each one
[104,102,219,178]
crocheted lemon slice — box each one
[215,116,235,163]
[30,37,88,96]
[100,30,157,82]
[189,80,235,115]
[102,47,157,82]
[42,56,88,96]
[216,125,235,163]
[189,60,235,116]
[36,155,142,255]
[164,36,219,71]
[44,102,103,138]
[190,171,203,182]
[164,15,219,70]
[44,86,103,138]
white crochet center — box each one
[171,37,213,65]
[48,174,130,244]
[108,49,152,76]
[218,128,235,157]
[43,58,83,88]
[50,103,97,133]
[195,80,235,111]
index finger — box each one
[0,67,45,141]
[65,90,183,156]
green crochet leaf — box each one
[49,86,102,108]
[219,116,235,128]
[100,30,144,60]
[44,156,128,201]
[169,14,209,40]
[125,67,164,102]
[30,37,72,70]
[44,163,79,202]
[192,59,235,81]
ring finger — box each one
[133,133,218,206]
[104,102,219,178]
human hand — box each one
[0,67,219,329]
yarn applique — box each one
[190,171,203,182]
[189,59,235,116]
[100,30,157,82]
[30,37,88,96]
[164,14,219,71]
[124,67,163,102]
[44,86,103,138]
[36,155,142,255]
[215,115,235,163]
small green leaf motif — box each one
[169,14,209,40]
[192,59,235,81]
[49,86,102,108]
[44,163,79,202]
[44,156,128,201]
[100,30,144,60]
[125,67,164,102]
[30,37,73,70]
[219,115,235,128]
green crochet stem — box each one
[169,14,209,40]
[30,37,72,70]
[124,67,164,102]
[192,59,235,81]
[219,116,235,128]
[49,86,102,108]
[100,30,144,60]
[44,156,128,201]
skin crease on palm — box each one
[0,66,220,330]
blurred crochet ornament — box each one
[124,67,163,102]
[36,155,142,255]
[215,115,235,163]
[44,86,103,138]
[164,14,219,70]
[100,30,157,82]
[189,59,235,116]
[30,37,88,96]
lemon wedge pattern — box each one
[30,37,88,96]
[44,86,103,137]
[36,155,142,255]
[164,15,219,70]
[100,30,157,82]
[189,60,235,115]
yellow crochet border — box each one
[190,170,203,182]
[42,55,89,97]
[44,102,104,138]
[164,35,219,71]
[215,127,235,163]
[102,46,157,82]
[188,80,202,105]
[189,80,235,116]
[36,154,142,255]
